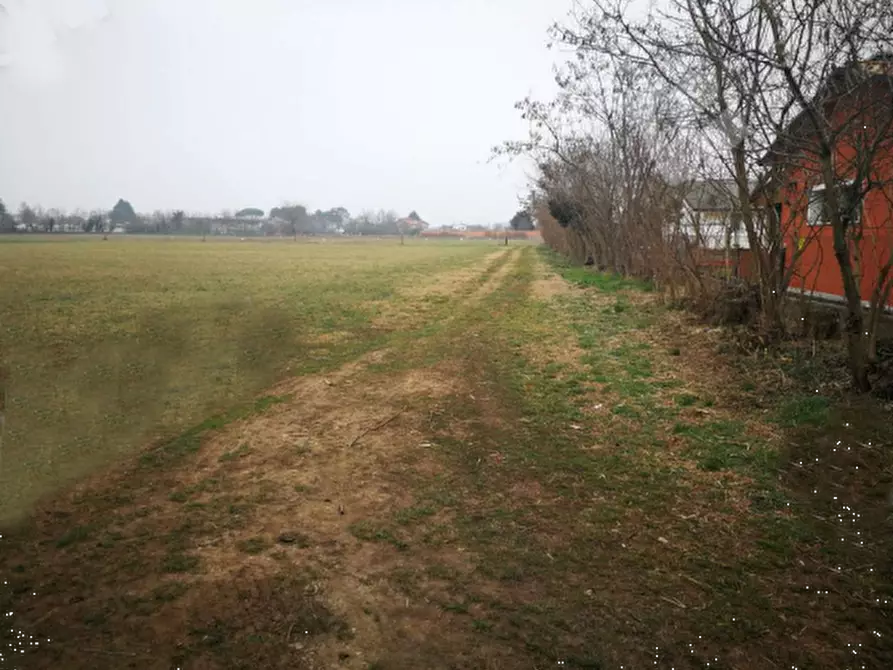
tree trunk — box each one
[867,264,892,362]
[866,303,882,364]
[843,312,871,391]
[733,144,777,335]
[831,225,870,390]
[822,159,871,390]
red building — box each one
[764,58,893,310]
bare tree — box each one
[18,203,37,231]
[42,208,62,233]
[375,209,400,235]
[150,210,169,234]
[0,198,14,233]
[171,210,185,233]
[271,203,309,239]
[498,53,688,291]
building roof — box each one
[761,57,893,166]
[681,180,740,211]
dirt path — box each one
[370,248,518,331]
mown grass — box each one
[348,247,892,668]
[542,247,652,292]
[0,236,496,524]
[774,392,831,427]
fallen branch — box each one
[681,574,713,592]
[659,595,687,609]
[83,649,145,658]
[30,607,60,627]
[348,409,404,448]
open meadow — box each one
[0,236,498,523]
[0,237,890,669]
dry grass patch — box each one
[530,267,575,301]
[401,250,507,300]
[0,346,478,669]
[368,249,513,332]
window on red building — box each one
[807,181,863,226]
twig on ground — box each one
[83,649,144,658]
[30,607,60,626]
[626,610,645,625]
[681,574,713,592]
[349,409,404,448]
[660,595,687,609]
[850,563,875,572]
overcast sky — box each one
[0,0,571,225]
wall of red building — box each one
[784,180,893,307]
[780,97,893,307]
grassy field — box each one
[0,236,498,523]
[1,238,890,669]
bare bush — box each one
[500,0,893,390]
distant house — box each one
[673,179,755,277]
[210,220,230,235]
[207,216,265,236]
[678,179,749,250]
[58,216,86,233]
[397,214,429,233]
[233,210,265,234]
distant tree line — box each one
[0,197,431,238]
[0,199,110,234]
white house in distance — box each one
[209,210,266,235]
[677,179,750,250]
